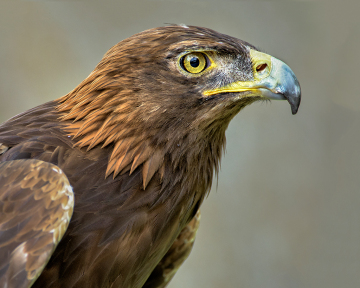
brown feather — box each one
[142,149,164,189]
[0,159,73,288]
[143,209,200,288]
[130,143,153,175]
[0,25,299,288]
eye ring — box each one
[180,52,208,74]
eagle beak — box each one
[203,49,301,115]
[251,50,301,115]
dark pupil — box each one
[190,57,199,67]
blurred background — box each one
[1,1,359,287]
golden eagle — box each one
[0,25,300,288]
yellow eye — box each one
[180,52,208,74]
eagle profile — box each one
[0,25,300,288]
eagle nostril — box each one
[256,63,268,73]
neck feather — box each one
[56,79,227,193]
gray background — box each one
[1,1,359,288]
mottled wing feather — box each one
[0,159,74,288]
[143,209,201,288]
[0,143,8,154]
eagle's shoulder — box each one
[0,159,73,288]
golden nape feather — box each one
[0,25,300,288]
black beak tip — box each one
[288,78,301,115]
[291,98,301,115]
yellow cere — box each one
[250,49,272,80]
[203,49,273,97]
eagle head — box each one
[57,25,301,188]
